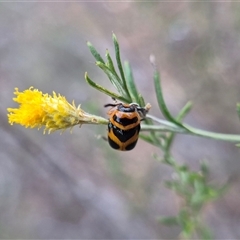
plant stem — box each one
[185,124,240,142]
[142,116,240,142]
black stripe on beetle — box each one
[113,115,139,127]
[109,123,140,143]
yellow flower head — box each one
[7,87,108,133]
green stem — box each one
[147,114,185,129]
[141,120,240,142]
[184,124,240,142]
[141,124,187,133]
[92,115,109,125]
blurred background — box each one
[1,2,240,239]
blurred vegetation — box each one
[85,33,240,239]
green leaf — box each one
[178,209,196,236]
[85,72,128,102]
[139,98,163,147]
[139,94,156,126]
[139,133,153,142]
[112,33,130,99]
[163,102,192,159]
[153,69,186,129]
[124,61,140,103]
[176,101,193,122]
[87,41,105,64]
[190,191,205,209]
[96,62,127,97]
[112,34,126,84]
[179,170,191,186]
[138,94,146,107]
[139,133,163,149]
[105,50,120,81]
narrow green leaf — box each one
[179,170,191,186]
[163,102,191,157]
[153,70,186,129]
[139,95,160,146]
[177,164,188,172]
[149,131,161,147]
[162,154,176,166]
[105,49,119,80]
[85,72,128,102]
[191,185,205,208]
[139,133,156,144]
[138,94,146,107]
[112,33,126,82]
[139,133,163,149]
[87,41,105,64]
[112,33,130,99]
[163,132,176,159]
[96,62,127,97]
[176,101,193,122]
[138,94,156,126]
[124,61,140,103]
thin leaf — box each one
[164,101,193,157]
[87,41,105,64]
[177,101,193,122]
[85,72,128,102]
[105,49,120,81]
[138,94,146,107]
[139,133,163,149]
[139,133,156,144]
[124,61,140,103]
[112,33,130,99]
[139,96,161,148]
[153,69,186,129]
[139,98,161,146]
[138,94,154,125]
[96,62,127,97]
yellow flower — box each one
[7,87,108,133]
